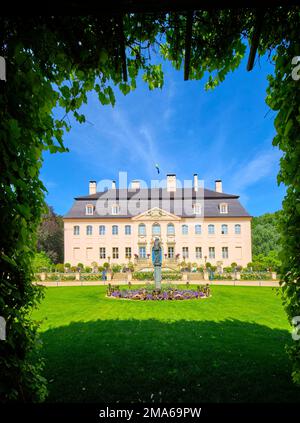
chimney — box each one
[131,180,140,190]
[112,180,116,189]
[215,179,222,193]
[193,174,198,192]
[89,180,97,195]
[167,174,176,192]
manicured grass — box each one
[32,285,300,403]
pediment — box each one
[132,207,181,221]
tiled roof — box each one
[64,188,250,219]
[74,188,239,201]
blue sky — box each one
[41,52,285,217]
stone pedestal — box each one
[236,272,241,280]
[106,272,112,281]
[75,273,80,281]
[271,272,277,280]
[154,265,161,289]
[127,271,132,282]
[41,272,46,281]
[203,271,209,281]
[182,273,188,281]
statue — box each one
[152,238,162,289]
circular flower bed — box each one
[106,284,211,300]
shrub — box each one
[60,274,76,281]
[70,266,77,272]
[64,263,71,269]
[205,262,212,268]
[77,263,84,269]
[55,263,65,273]
[85,266,92,273]
[32,251,53,272]
[103,262,110,270]
[112,264,122,273]
[80,274,102,281]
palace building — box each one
[63,174,252,268]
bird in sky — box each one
[155,163,160,174]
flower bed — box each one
[241,272,272,280]
[106,284,211,300]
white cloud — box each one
[221,146,282,206]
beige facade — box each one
[64,208,252,268]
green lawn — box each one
[32,285,300,403]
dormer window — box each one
[111,204,120,215]
[219,203,228,214]
[192,203,202,215]
[86,204,94,215]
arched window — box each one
[221,224,228,234]
[152,223,161,235]
[182,224,188,235]
[73,225,80,235]
[235,224,241,234]
[125,225,131,235]
[112,225,118,235]
[86,204,94,215]
[208,224,215,234]
[99,225,105,235]
[86,225,93,235]
[138,223,146,236]
[167,223,175,235]
[195,224,201,234]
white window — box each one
[196,247,202,259]
[195,224,201,234]
[138,223,146,236]
[86,225,93,235]
[86,204,94,215]
[221,224,228,234]
[139,246,146,258]
[99,225,105,235]
[111,204,120,215]
[193,203,202,215]
[152,223,161,235]
[168,246,174,258]
[99,247,106,259]
[182,225,188,235]
[125,247,131,259]
[182,247,189,259]
[235,224,241,234]
[167,223,175,235]
[112,247,119,259]
[73,225,80,235]
[209,247,215,259]
[222,247,229,259]
[208,224,215,234]
[112,225,118,235]
[219,203,228,214]
[125,225,131,235]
